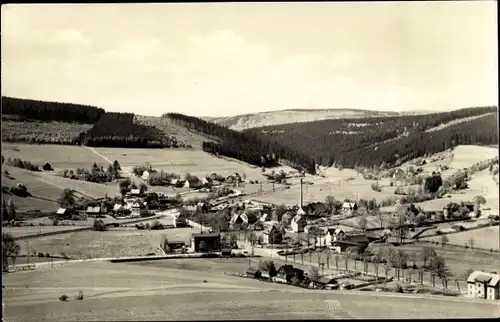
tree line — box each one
[166,113,317,174]
[246,107,498,168]
[1,96,105,124]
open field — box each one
[13,227,200,259]
[3,260,499,321]
[339,215,382,229]
[3,226,86,238]
[93,147,296,181]
[1,143,101,170]
[254,168,393,205]
[421,226,500,251]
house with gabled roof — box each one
[291,212,307,233]
[342,202,358,215]
[230,212,248,229]
[261,225,283,245]
[467,271,500,300]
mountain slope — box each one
[208,109,401,130]
[245,106,498,168]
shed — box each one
[42,161,53,171]
[246,268,262,279]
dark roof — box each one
[192,232,220,239]
[279,264,295,275]
[475,274,493,283]
[167,239,185,245]
[221,248,232,253]
[294,268,304,274]
[347,234,370,243]
[317,277,337,285]
[246,268,260,275]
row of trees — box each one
[4,157,40,171]
[63,160,122,183]
[2,96,105,124]
[246,107,498,168]
[166,113,316,174]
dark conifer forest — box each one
[245,106,498,168]
[2,96,105,124]
[165,113,317,173]
[81,112,170,148]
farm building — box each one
[261,225,283,245]
[190,232,221,253]
[246,268,261,279]
[315,277,338,289]
[55,208,75,218]
[86,205,108,216]
[197,202,210,213]
[467,271,500,300]
[331,234,370,253]
[259,213,270,222]
[342,202,358,216]
[141,170,150,181]
[164,238,186,251]
[42,161,53,171]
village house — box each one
[261,225,283,245]
[197,202,210,213]
[331,232,370,253]
[190,232,221,253]
[164,238,186,252]
[315,277,339,289]
[291,208,307,233]
[324,228,347,247]
[86,204,108,217]
[246,268,262,279]
[276,265,305,283]
[141,170,150,181]
[230,212,248,229]
[467,271,500,300]
[342,202,358,216]
[55,208,75,219]
[174,211,187,228]
[130,201,148,217]
[259,213,270,222]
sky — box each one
[1,2,498,117]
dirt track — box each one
[3,261,499,321]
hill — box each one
[208,108,400,131]
[1,97,316,173]
[245,106,499,169]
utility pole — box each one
[300,178,303,209]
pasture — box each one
[3,226,86,238]
[421,226,500,251]
[13,227,200,259]
[93,147,295,181]
[3,260,499,321]
[1,143,101,170]
[254,168,393,205]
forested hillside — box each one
[165,113,316,173]
[2,96,105,123]
[245,106,498,168]
[81,112,174,148]
[209,108,400,130]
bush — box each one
[76,290,84,300]
[150,220,164,230]
[52,218,59,226]
[45,252,50,257]
[59,295,68,301]
[37,252,45,258]
[371,182,382,192]
[93,219,107,231]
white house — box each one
[183,180,190,189]
[260,213,270,222]
[141,170,150,181]
[467,271,500,300]
[342,202,358,216]
[291,213,307,233]
[324,228,347,247]
[131,201,148,217]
